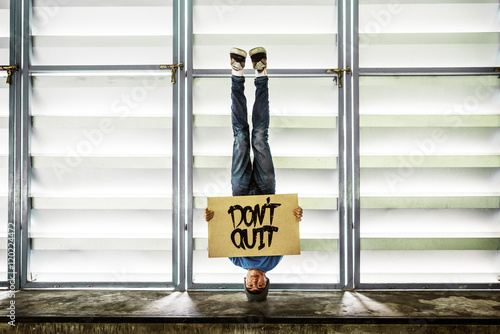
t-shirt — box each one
[229,256,283,272]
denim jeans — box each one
[231,75,275,196]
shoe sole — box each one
[249,46,266,57]
[230,47,247,58]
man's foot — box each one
[230,47,247,76]
[250,47,267,75]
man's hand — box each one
[204,208,214,222]
[293,207,303,221]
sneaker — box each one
[230,47,247,71]
[249,47,267,72]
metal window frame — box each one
[17,0,182,290]
[2,0,22,290]
[186,0,345,291]
[19,0,32,291]
[351,0,500,291]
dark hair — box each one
[244,278,270,302]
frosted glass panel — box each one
[193,0,338,69]
[0,1,8,64]
[360,76,499,116]
[359,2,500,67]
[30,250,171,282]
[192,77,339,284]
[31,1,173,65]
[359,75,500,284]
[29,75,174,282]
[361,250,499,284]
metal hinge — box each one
[326,66,351,88]
[160,62,183,84]
[0,64,19,85]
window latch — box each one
[327,66,351,88]
[160,63,184,84]
[0,65,19,85]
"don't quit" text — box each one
[227,197,281,250]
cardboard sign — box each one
[207,193,300,258]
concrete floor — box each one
[0,290,498,333]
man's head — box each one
[244,269,269,302]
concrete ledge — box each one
[0,323,498,334]
[0,290,498,328]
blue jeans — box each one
[231,75,275,196]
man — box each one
[205,47,303,301]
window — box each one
[188,0,342,289]
[22,0,179,288]
[2,0,498,290]
[355,0,500,288]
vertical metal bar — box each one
[337,0,347,289]
[20,0,32,289]
[178,0,187,291]
[172,0,186,291]
[185,0,194,290]
[344,0,355,291]
[352,0,361,288]
[8,0,22,289]
[171,0,179,290]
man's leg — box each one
[250,48,275,195]
[231,74,253,196]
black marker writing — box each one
[231,226,279,250]
[227,197,282,251]
[228,197,281,229]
